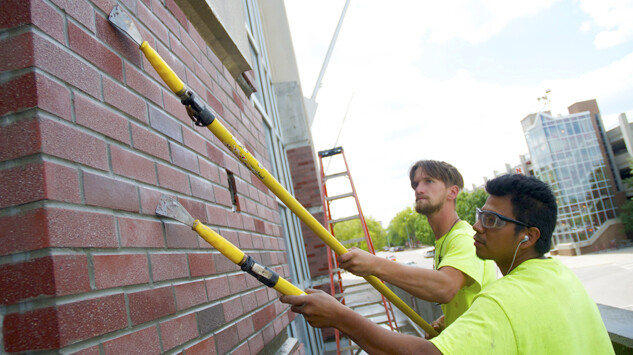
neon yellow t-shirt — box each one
[430,258,614,354]
[434,220,497,326]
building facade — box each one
[0,0,325,353]
[521,100,628,254]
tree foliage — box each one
[619,159,633,232]
[456,188,489,226]
[333,216,387,250]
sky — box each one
[283,0,633,227]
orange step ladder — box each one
[318,147,398,354]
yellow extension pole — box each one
[107,4,434,334]
[193,220,305,296]
[138,39,437,336]
[207,119,439,337]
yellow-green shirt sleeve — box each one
[430,295,516,355]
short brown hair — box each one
[409,160,464,190]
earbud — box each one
[520,236,529,243]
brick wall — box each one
[0,0,296,353]
[286,146,329,278]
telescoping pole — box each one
[107,5,437,337]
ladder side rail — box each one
[339,148,376,253]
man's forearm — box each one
[336,306,440,354]
[373,261,457,304]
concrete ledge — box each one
[598,304,633,351]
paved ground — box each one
[374,245,633,311]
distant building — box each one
[520,99,629,255]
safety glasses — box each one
[476,208,532,229]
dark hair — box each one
[409,160,464,190]
[485,174,558,255]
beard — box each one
[415,198,443,215]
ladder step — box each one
[329,215,360,224]
[324,171,348,180]
[318,147,343,157]
[348,300,384,309]
[340,237,366,245]
[325,192,354,201]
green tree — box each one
[333,216,387,251]
[386,207,435,247]
[456,188,489,225]
[618,159,633,231]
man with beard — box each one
[337,160,496,334]
[280,174,613,354]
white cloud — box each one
[578,0,633,48]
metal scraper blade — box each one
[155,195,195,227]
[108,5,143,47]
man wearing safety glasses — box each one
[335,160,496,334]
[281,174,614,354]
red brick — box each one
[103,326,161,355]
[131,123,170,161]
[137,1,169,46]
[52,254,91,296]
[118,216,165,248]
[170,141,199,173]
[213,253,239,274]
[74,94,130,144]
[0,256,55,305]
[31,32,101,98]
[165,0,187,30]
[124,62,163,106]
[188,252,215,277]
[4,296,127,351]
[58,294,128,346]
[83,172,139,212]
[227,273,247,294]
[232,342,250,355]
[215,324,239,354]
[39,118,109,171]
[0,161,80,208]
[3,307,60,352]
[262,323,275,344]
[190,176,214,202]
[128,286,175,325]
[163,88,191,124]
[199,159,220,184]
[159,313,198,351]
[50,0,95,33]
[183,336,216,355]
[0,0,30,29]
[0,71,71,119]
[139,186,164,216]
[93,254,149,289]
[174,281,207,310]
[164,221,199,249]
[150,253,188,281]
[157,163,190,195]
[241,292,258,314]
[170,32,194,71]
[213,185,232,207]
[95,13,142,67]
[0,207,117,256]
[0,117,37,162]
[68,21,122,81]
[103,77,148,124]
[111,145,157,185]
[248,333,265,354]
[149,105,183,142]
[0,31,34,73]
[236,317,254,342]
[205,276,230,301]
[252,304,275,331]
